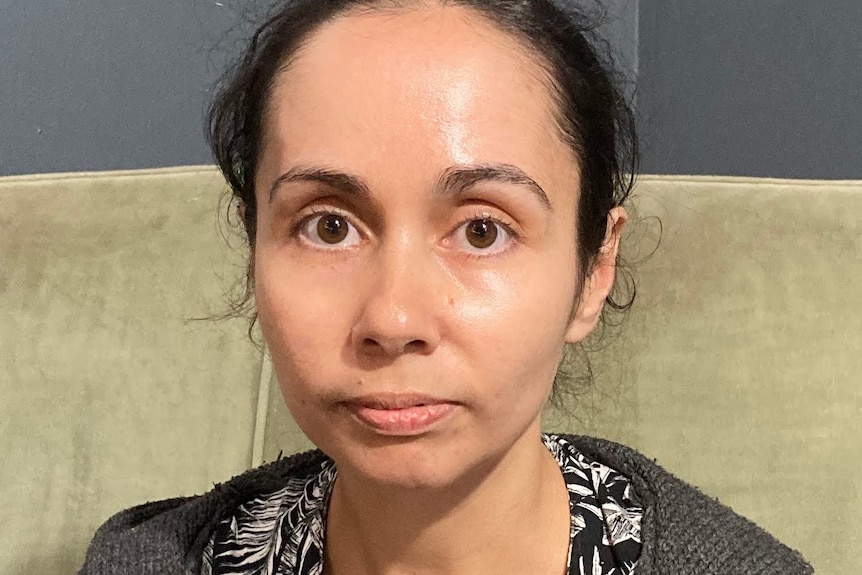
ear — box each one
[564,206,628,343]
[238,200,256,275]
[237,200,247,226]
[238,200,254,246]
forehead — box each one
[260,4,578,196]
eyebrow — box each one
[268,162,553,211]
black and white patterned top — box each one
[201,434,642,575]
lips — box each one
[343,393,458,435]
[349,393,451,410]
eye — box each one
[299,211,361,248]
[453,217,514,255]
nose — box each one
[350,240,442,361]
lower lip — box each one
[346,403,457,435]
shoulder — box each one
[78,449,330,575]
[557,434,813,575]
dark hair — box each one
[207,0,639,406]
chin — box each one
[293,400,539,492]
[323,428,494,491]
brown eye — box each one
[316,214,349,244]
[465,218,498,249]
[300,211,360,249]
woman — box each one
[80,0,812,573]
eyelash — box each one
[457,212,517,235]
[290,206,356,238]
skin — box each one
[249,4,626,574]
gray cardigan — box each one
[78,435,813,574]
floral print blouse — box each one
[201,434,642,575]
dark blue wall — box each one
[0,0,636,177]
[637,0,862,179]
[0,0,238,176]
[3,1,858,178]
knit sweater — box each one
[78,435,813,575]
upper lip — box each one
[344,392,455,410]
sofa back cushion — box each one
[0,168,265,574]
[2,169,859,574]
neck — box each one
[323,428,571,575]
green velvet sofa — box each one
[2,167,860,573]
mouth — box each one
[342,393,459,435]
[347,392,453,410]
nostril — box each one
[404,339,428,354]
[362,337,384,350]
[359,337,429,356]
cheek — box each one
[450,257,577,392]
[454,238,578,331]
[253,249,358,387]
[255,267,353,439]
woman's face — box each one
[253,5,614,488]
